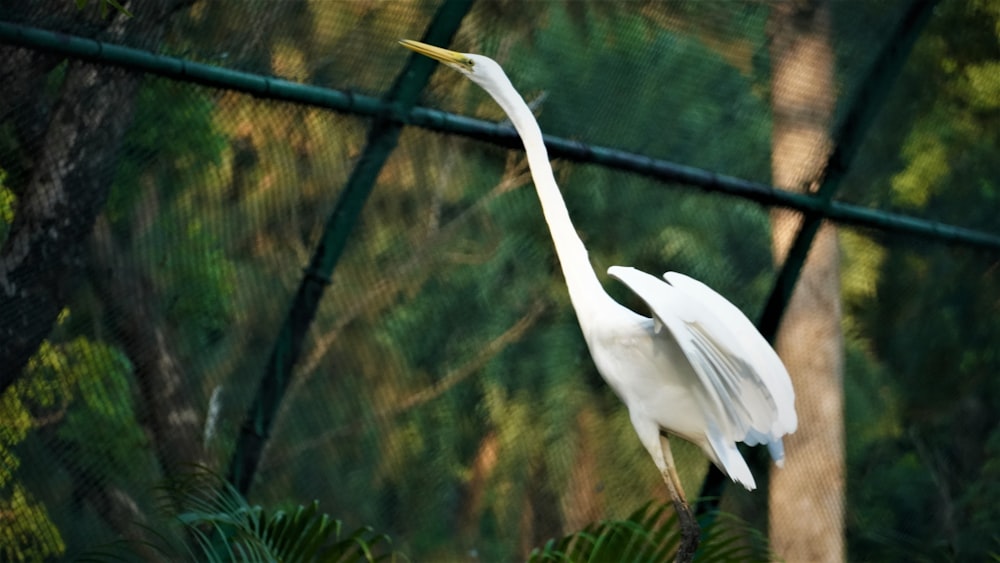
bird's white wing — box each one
[608,266,794,459]
[662,272,797,437]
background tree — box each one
[0,0,193,393]
[766,1,844,561]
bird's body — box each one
[587,309,719,452]
[585,266,795,490]
[399,40,797,558]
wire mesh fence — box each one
[1,1,998,561]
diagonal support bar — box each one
[225,0,474,495]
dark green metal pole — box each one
[696,0,939,515]
[225,0,475,495]
[2,20,997,252]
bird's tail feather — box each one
[706,431,757,491]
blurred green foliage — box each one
[74,0,131,19]
[1,313,139,561]
[841,0,1000,559]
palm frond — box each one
[80,466,398,562]
[166,469,396,562]
[528,502,771,563]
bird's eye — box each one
[461,57,475,71]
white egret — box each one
[399,40,797,560]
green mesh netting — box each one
[1,1,998,561]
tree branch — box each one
[264,298,545,469]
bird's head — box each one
[399,39,507,92]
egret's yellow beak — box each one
[399,39,474,71]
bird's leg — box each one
[659,433,700,563]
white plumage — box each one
[399,40,797,529]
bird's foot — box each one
[670,496,700,563]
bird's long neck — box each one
[484,77,611,320]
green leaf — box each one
[147,468,397,562]
[527,502,771,563]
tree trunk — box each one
[457,430,499,545]
[0,2,203,542]
[518,457,563,560]
[0,0,192,394]
[767,2,846,562]
[88,217,206,477]
[559,407,603,533]
[48,436,162,561]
